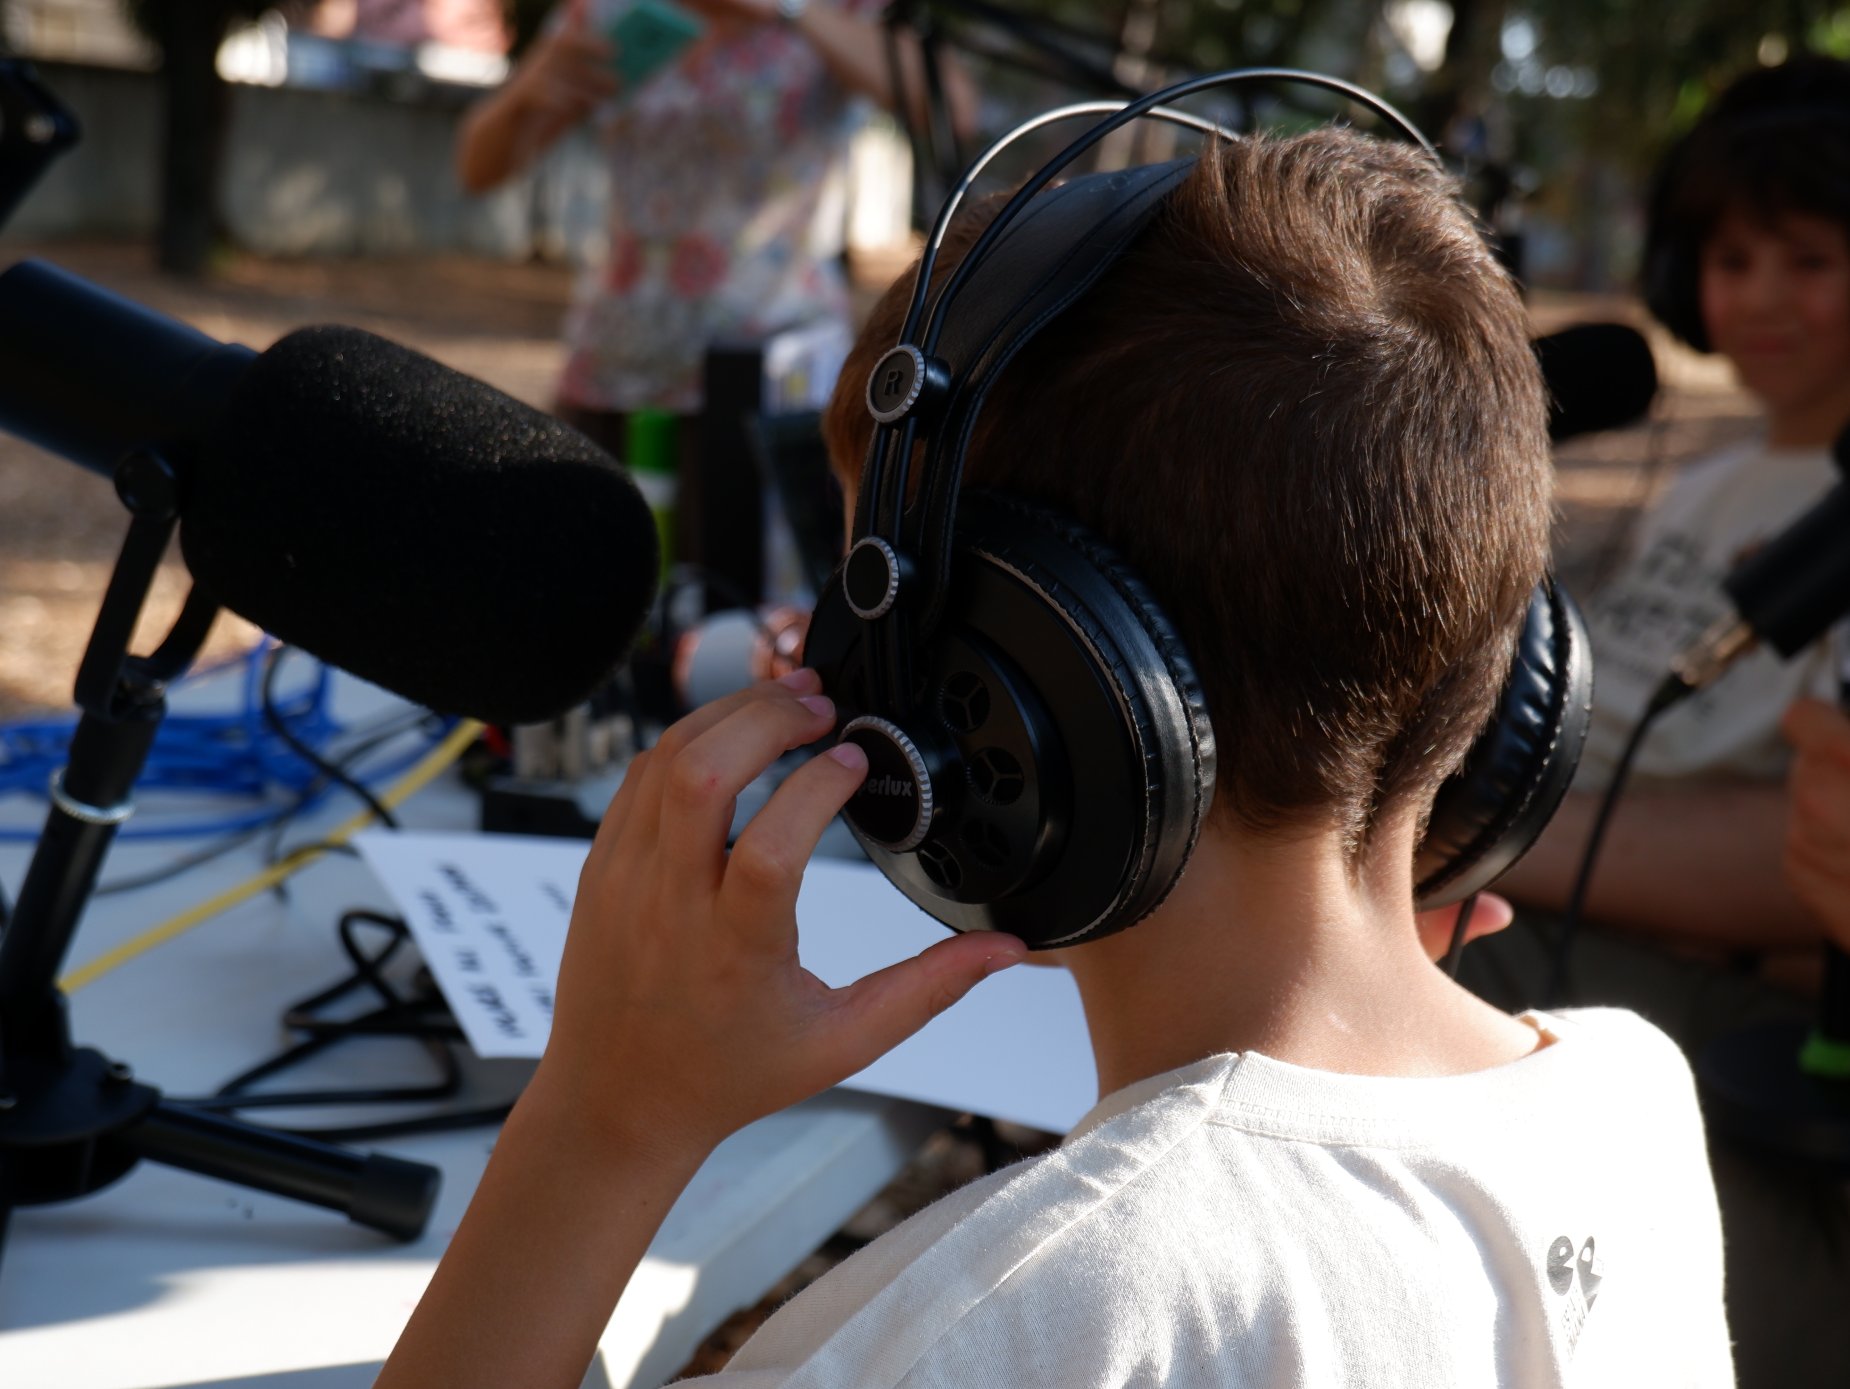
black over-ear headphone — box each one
[804,70,1593,950]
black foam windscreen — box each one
[1534,322,1659,442]
[178,326,659,725]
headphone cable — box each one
[1442,891,1481,980]
[1543,673,1689,1007]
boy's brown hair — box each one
[824,128,1550,853]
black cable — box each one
[94,812,287,896]
[1543,675,1689,1006]
[260,709,440,897]
[175,909,520,1141]
[261,644,401,829]
[1442,891,1480,981]
[180,912,457,1103]
[93,705,436,897]
[265,714,435,863]
[280,1101,516,1144]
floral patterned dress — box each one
[557,1,878,412]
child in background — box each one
[1482,55,1850,1388]
[1499,55,1850,953]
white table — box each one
[0,680,948,1389]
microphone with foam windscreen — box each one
[1660,434,1850,708]
[1533,322,1659,442]
[0,260,659,725]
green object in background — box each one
[607,0,704,92]
[1799,1030,1850,1080]
[626,408,678,580]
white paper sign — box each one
[354,831,1098,1133]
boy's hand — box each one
[1781,699,1850,950]
[532,670,1028,1158]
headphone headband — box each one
[857,69,1436,710]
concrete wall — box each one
[5,61,604,259]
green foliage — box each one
[1001,1,1850,173]
[1816,9,1850,56]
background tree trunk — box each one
[1419,0,1508,150]
[152,3,231,276]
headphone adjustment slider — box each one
[866,345,950,425]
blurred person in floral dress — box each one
[456,0,972,460]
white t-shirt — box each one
[677,1009,1731,1388]
[1576,441,1842,792]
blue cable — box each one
[0,643,450,840]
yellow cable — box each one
[60,719,484,994]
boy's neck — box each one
[1057,819,1544,1100]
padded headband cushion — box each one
[906,159,1198,627]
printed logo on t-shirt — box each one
[1546,1234,1603,1349]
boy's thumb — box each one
[828,933,1028,1068]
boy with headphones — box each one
[379,118,1729,1387]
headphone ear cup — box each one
[804,492,1216,948]
[1414,581,1593,908]
[967,494,1217,944]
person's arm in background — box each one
[455,6,618,195]
[683,0,980,138]
[1782,698,1850,950]
[1495,781,1820,952]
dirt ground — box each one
[0,241,1763,1374]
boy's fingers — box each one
[819,932,1028,1073]
[631,673,817,799]
[656,687,839,874]
[582,747,658,864]
[721,742,868,933]
[645,671,823,763]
